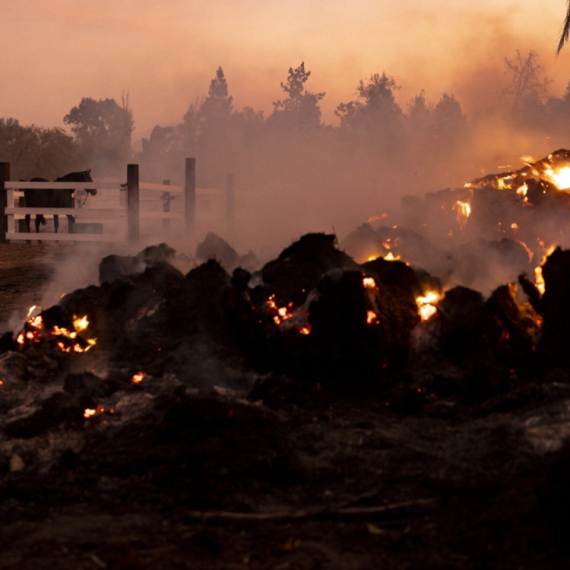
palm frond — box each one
[558,1,570,54]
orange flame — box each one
[131,371,146,384]
[416,291,440,322]
[362,276,378,289]
[17,309,97,352]
[367,310,379,325]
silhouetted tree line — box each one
[3,55,570,190]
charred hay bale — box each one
[196,232,240,270]
[99,243,176,284]
[60,262,184,351]
[339,223,384,263]
[409,285,530,401]
[222,268,270,366]
[342,224,451,277]
[437,286,485,356]
[537,247,570,367]
[469,187,524,237]
[300,269,418,381]
[360,257,421,296]
[261,233,358,306]
[415,187,474,242]
[486,284,542,354]
[437,284,539,372]
[108,260,248,386]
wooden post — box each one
[162,179,171,237]
[185,158,196,237]
[226,172,235,236]
[0,163,10,243]
[127,164,140,246]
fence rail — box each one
[0,160,236,245]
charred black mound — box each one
[2,233,570,569]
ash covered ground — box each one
[0,236,570,570]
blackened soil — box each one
[0,247,569,569]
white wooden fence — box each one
[0,160,236,245]
[3,180,127,242]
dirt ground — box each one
[1,243,570,569]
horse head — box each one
[56,169,96,196]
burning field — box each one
[5,152,570,567]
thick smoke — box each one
[8,34,570,304]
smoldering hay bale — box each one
[99,243,177,284]
[0,232,565,400]
[196,232,260,273]
[196,231,241,269]
[260,233,359,306]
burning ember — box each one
[83,404,111,419]
[416,291,440,322]
[453,199,471,229]
[16,309,97,353]
[131,371,147,384]
[362,276,378,290]
[534,243,557,295]
[265,294,311,335]
[366,310,379,325]
[266,294,294,325]
[466,149,570,197]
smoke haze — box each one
[5,0,570,297]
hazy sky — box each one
[2,0,570,142]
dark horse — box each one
[24,170,95,234]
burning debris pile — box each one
[0,230,567,441]
[5,157,570,565]
[343,149,570,295]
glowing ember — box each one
[17,310,97,352]
[416,291,440,322]
[83,405,108,419]
[384,251,401,261]
[516,183,528,198]
[26,305,39,318]
[73,315,89,331]
[534,243,557,295]
[367,212,388,223]
[266,294,294,325]
[516,240,534,264]
[131,371,147,384]
[362,276,378,289]
[367,310,379,325]
[265,294,311,335]
[535,266,545,296]
[544,166,570,190]
[452,200,471,229]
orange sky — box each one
[2,0,570,143]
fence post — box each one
[0,163,10,243]
[162,179,171,238]
[127,164,140,245]
[185,158,196,237]
[226,172,235,236]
